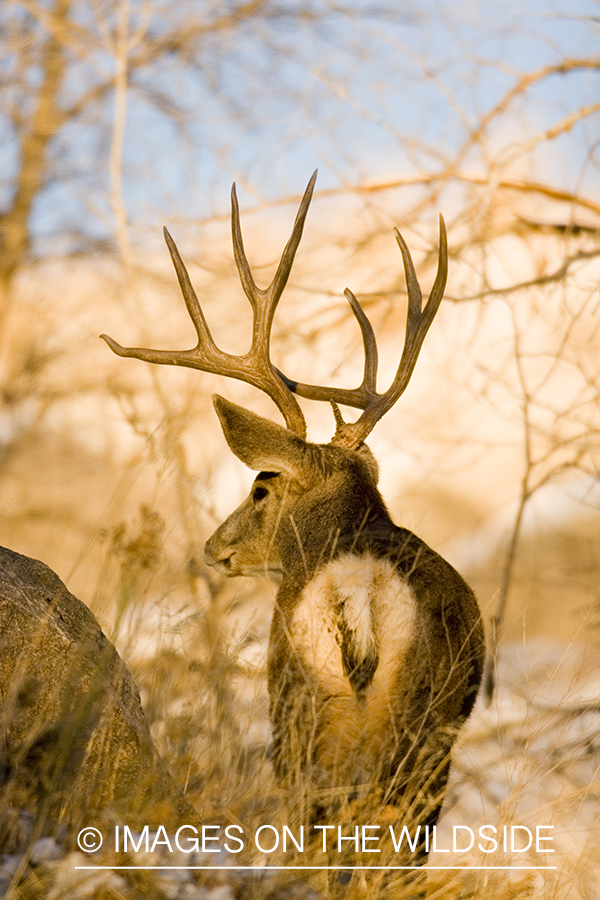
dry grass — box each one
[0,246,598,898]
[46,506,597,899]
[5,484,598,897]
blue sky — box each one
[1,0,598,255]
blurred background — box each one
[0,0,599,890]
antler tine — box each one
[101,178,319,438]
[163,226,215,350]
[100,227,218,367]
[394,226,423,332]
[232,171,317,337]
[343,288,378,392]
[386,213,447,403]
[231,182,260,306]
[278,286,378,409]
[100,228,220,369]
[269,170,318,309]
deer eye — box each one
[252,486,268,503]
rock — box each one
[0,872,10,899]
[0,546,194,849]
[207,887,235,900]
[45,852,127,900]
[29,836,63,865]
[0,855,20,877]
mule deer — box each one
[102,172,485,861]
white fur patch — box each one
[329,554,376,662]
[290,552,416,694]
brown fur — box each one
[205,397,485,851]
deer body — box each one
[102,172,485,855]
[204,400,484,832]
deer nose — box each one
[203,539,220,567]
[204,538,233,572]
[203,542,216,567]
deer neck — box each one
[275,485,392,586]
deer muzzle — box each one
[203,537,234,575]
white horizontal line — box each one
[75,865,557,871]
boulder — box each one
[0,545,193,848]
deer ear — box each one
[212,395,317,485]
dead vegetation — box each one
[0,202,598,896]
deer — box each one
[101,171,485,870]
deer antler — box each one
[102,172,447,451]
[101,172,318,438]
[281,215,448,448]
